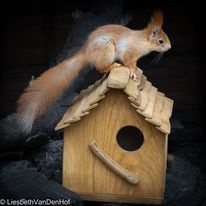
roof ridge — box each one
[55,65,174,134]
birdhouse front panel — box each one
[62,90,167,204]
[56,66,173,204]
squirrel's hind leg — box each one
[88,37,116,73]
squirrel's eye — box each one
[159,39,164,44]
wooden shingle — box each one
[156,97,174,134]
[146,92,165,126]
[136,81,152,111]
[137,86,157,118]
[124,79,140,99]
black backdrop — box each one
[0,1,206,204]
[1,0,206,171]
[1,1,205,121]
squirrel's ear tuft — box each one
[153,10,163,28]
[148,10,163,29]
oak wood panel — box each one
[63,89,167,204]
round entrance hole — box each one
[116,126,144,151]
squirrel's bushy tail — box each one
[17,51,87,133]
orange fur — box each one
[17,52,87,132]
[17,10,171,133]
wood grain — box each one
[78,193,163,204]
[63,90,167,204]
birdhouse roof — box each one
[55,65,174,134]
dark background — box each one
[1,1,205,121]
[1,0,205,156]
[0,1,206,204]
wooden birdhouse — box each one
[55,65,174,204]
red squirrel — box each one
[17,10,171,133]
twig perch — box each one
[89,140,139,185]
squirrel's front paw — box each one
[130,69,138,80]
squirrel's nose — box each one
[165,43,171,50]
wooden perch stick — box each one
[89,140,139,185]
